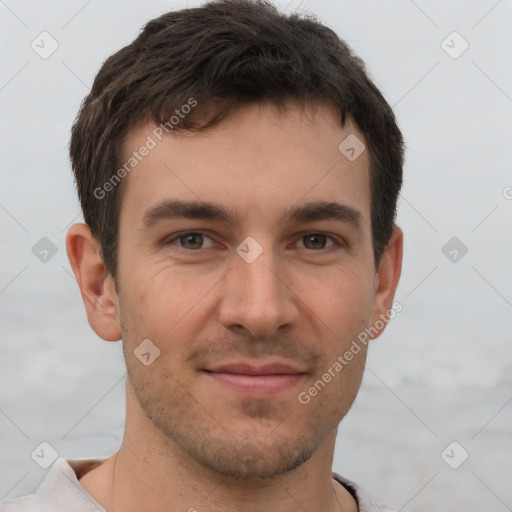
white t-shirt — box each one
[0,458,405,512]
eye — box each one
[165,232,216,251]
[295,233,339,250]
[163,231,343,254]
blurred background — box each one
[0,1,511,510]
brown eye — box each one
[180,233,204,250]
[166,232,216,251]
[298,233,336,250]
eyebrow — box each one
[141,199,363,231]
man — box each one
[1,0,406,510]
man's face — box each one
[115,101,381,478]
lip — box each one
[202,360,307,397]
[204,361,307,375]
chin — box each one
[190,435,317,479]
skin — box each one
[66,99,403,512]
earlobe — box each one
[369,226,403,340]
[65,223,122,342]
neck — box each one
[79,386,357,512]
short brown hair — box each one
[69,0,404,278]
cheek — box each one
[121,263,189,315]
[304,265,375,330]
[118,264,215,354]
[301,267,375,387]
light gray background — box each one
[1,1,511,511]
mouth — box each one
[201,361,308,397]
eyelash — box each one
[164,231,344,253]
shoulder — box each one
[0,494,38,512]
[332,472,407,512]
[0,458,106,512]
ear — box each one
[369,226,403,340]
[65,223,122,341]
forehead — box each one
[119,101,371,230]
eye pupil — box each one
[304,234,326,249]
[181,233,203,249]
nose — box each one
[217,243,300,338]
